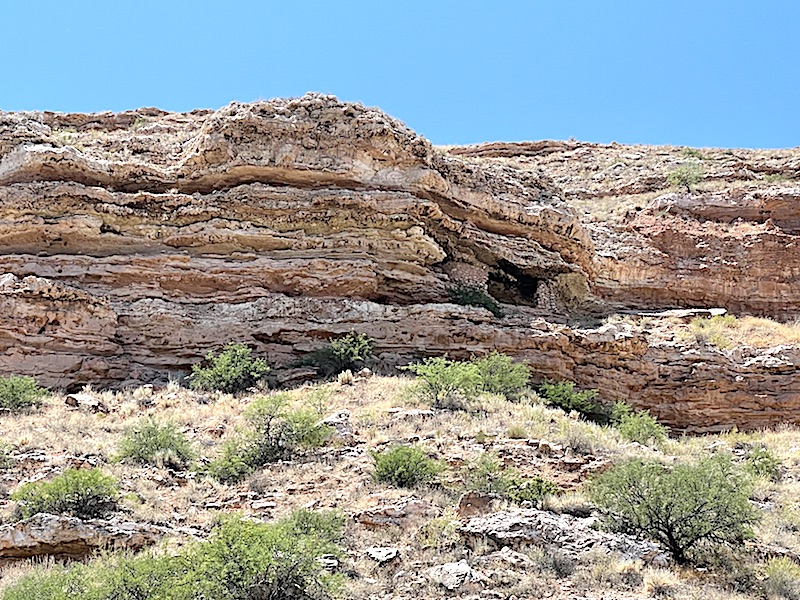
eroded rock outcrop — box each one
[0,513,168,561]
[2,95,800,431]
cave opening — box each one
[487,259,541,306]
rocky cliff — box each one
[1,94,799,432]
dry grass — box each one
[4,373,800,599]
[687,315,800,349]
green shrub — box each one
[448,283,504,318]
[2,511,343,600]
[464,453,559,506]
[188,342,270,394]
[667,163,704,193]
[12,468,119,520]
[117,418,195,470]
[372,445,444,488]
[0,440,13,470]
[538,380,609,423]
[0,375,46,410]
[473,352,530,399]
[207,394,333,483]
[403,356,481,409]
[302,332,374,377]
[746,445,782,482]
[610,402,668,445]
[590,454,759,564]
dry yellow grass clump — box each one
[688,314,800,349]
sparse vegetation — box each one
[667,162,704,193]
[448,283,504,317]
[12,468,119,520]
[611,402,668,446]
[207,394,332,483]
[688,314,800,349]
[117,418,195,470]
[590,454,759,564]
[464,453,560,505]
[371,445,444,488]
[403,356,481,409]
[0,375,46,410]
[188,342,270,394]
[302,332,375,377]
[538,380,609,424]
[473,351,530,399]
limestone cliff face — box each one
[0,94,592,384]
[449,141,800,318]
[2,95,800,432]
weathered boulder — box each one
[0,513,169,561]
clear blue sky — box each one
[2,1,798,148]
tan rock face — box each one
[1,94,800,431]
[451,141,800,317]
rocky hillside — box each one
[1,94,799,431]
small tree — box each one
[189,343,270,394]
[302,332,374,377]
[538,380,609,424]
[590,455,759,564]
[667,163,703,193]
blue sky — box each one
[2,1,798,148]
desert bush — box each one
[746,445,782,482]
[473,351,530,399]
[372,445,444,488]
[2,511,343,600]
[0,374,46,410]
[207,394,332,483]
[464,453,559,505]
[538,380,609,423]
[448,283,504,317]
[403,356,481,409]
[188,342,270,393]
[117,418,195,470]
[12,468,119,520]
[689,314,738,349]
[302,332,374,377]
[590,454,759,564]
[667,163,704,193]
[611,402,668,445]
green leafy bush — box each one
[610,402,668,445]
[590,454,759,564]
[372,445,444,488]
[0,375,46,410]
[667,163,704,193]
[538,380,609,423]
[745,445,782,482]
[302,332,374,377]
[207,394,333,483]
[473,352,530,399]
[117,418,195,470]
[12,468,119,520]
[403,356,481,409]
[464,453,559,506]
[188,342,270,394]
[448,283,504,318]
[2,511,343,600]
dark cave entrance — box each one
[487,259,541,306]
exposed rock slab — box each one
[459,508,669,564]
[0,513,168,561]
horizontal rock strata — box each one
[2,95,800,431]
